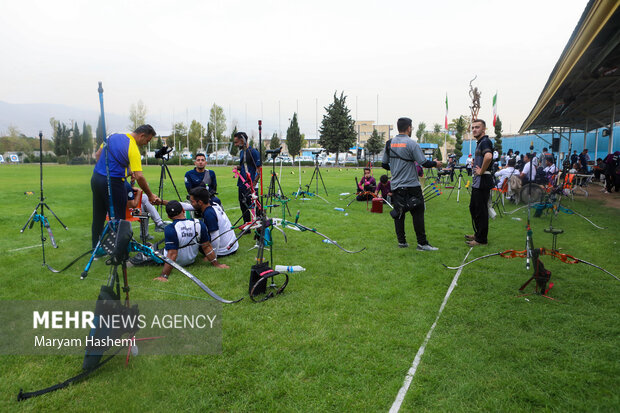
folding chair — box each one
[491,178,509,217]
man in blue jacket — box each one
[233,132,261,224]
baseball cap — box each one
[166,200,184,218]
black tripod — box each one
[156,149,182,216]
[265,149,291,216]
[305,152,328,197]
[446,167,468,202]
[21,131,68,267]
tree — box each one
[434,147,443,161]
[82,121,93,160]
[318,91,357,166]
[270,132,281,150]
[96,115,105,147]
[286,113,303,161]
[128,100,147,130]
[155,136,163,150]
[208,104,227,142]
[229,126,239,156]
[49,118,59,137]
[172,122,188,152]
[54,122,70,159]
[433,123,442,134]
[365,128,385,160]
[453,116,467,159]
[7,125,21,139]
[188,120,204,153]
[494,116,503,155]
[70,122,82,158]
[416,122,426,142]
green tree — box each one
[82,121,93,160]
[270,132,281,150]
[416,122,426,142]
[494,116,503,155]
[286,113,303,161]
[155,136,163,150]
[188,120,204,154]
[54,122,70,158]
[433,123,442,134]
[172,122,188,152]
[208,104,227,142]
[129,100,147,130]
[70,122,82,158]
[96,115,105,147]
[318,91,357,166]
[229,126,239,156]
[453,116,467,160]
[365,128,385,160]
[434,147,443,161]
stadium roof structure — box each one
[519,0,620,134]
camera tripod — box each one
[446,167,468,202]
[156,154,183,216]
[305,153,328,198]
[265,151,291,216]
[21,131,68,267]
[293,155,328,203]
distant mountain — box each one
[0,101,127,138]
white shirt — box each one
[209,204,239,256]
[543,164,558,175]
[495,166,516,188]
[522,161,536,181]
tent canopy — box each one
[520,0,620,133]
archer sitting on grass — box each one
[356,168,376,201]
[153,200,228,282]
[375,174,392,204]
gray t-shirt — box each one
[382,134,427,190]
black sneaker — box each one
[398,242,409,248]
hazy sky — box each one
[1,0,588,138]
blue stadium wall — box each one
[458,125,620,164]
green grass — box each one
[1,163,619,412]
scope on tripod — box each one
[266,147,282,157]
[311,150,323,156]
[155,146,173,159]
[453,165,467,170]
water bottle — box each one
[274,265,306,273]
[334,207,345,212]
[322,239,335,244]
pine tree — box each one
[365,129,384,160]
[96,115,105,147]
[70,122,82,159]
[270,132,281,150]
[229,126,239,156]
[318,91,356,166]
[286,113,303,161]
[54,122,71,160]
[454,116,467,159]
[494,116,503,155]
[82,121,93,160]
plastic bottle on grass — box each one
[275,265,306,273]
[334,207,345,212]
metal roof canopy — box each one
[520,0,620,136]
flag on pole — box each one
[444,93,449,130]
[492,92,498,127]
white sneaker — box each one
[417,243,439,251]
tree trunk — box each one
[336,149,340,166]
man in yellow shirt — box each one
[91,124,161,248]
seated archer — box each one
[356,167,376,201]
[375,174,392,203]
[153,200,228,282]
[184,153,221,205]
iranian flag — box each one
[444,93,448,130]
[492,92,498,127]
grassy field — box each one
[1,163,619,412]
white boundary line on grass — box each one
[8,244,41,252]
[389,247,473,413]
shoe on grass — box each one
[466,240,487,247]
[398,242,409,248]
[464,234,475,241]
[417,243,438,251]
